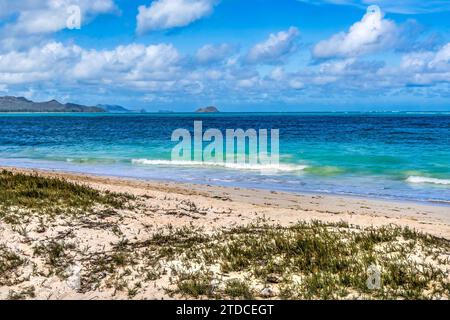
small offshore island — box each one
[196,106,220,113]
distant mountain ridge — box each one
[96,104,131,113]
[0,96,104,113]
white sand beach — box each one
[1,167,449,300]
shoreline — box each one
[2,111,450,114]
[2,163,450,208]
[2,166,450,239]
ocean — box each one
[1,112,449,204]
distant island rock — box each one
[96,104,130,113]
[0,96,104,113]
[196,106,219,113]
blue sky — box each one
[0,0,450,111]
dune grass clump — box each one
[167,270,217,299]
[0,170,134,222]
[7,286,36,300]
[0,245,28,287]
[224,279,255,299]
[32,240,76,278]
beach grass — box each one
[160,221,450,300]
[79,220,450,300]
[0,169,134,224]
[0,169,133,209]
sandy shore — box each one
[1,166,450,300]
[3,166,450,238]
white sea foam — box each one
[131,159,307,172]
[406,176,450,186]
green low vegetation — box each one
[0,170,132,212]
[75,220,450,300]
[0,170,134,224]
[160,221,450,299]
[0,244,28,287]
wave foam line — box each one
[406,176,450,185]
[131,159,307,172]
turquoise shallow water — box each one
[0,112,449,203]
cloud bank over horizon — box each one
[0,0,449,110]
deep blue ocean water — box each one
[0,112,449,203]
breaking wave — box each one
[131,159,307,172]
[406,176,450,186]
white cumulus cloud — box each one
[73,43,181,81]
[196,43,235,64]
[246,27,300,64]
[398,42,450,85]
[312,6,397,59]
[0,41,182,88]
[0,0,117,35]
[136,0,218,34]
